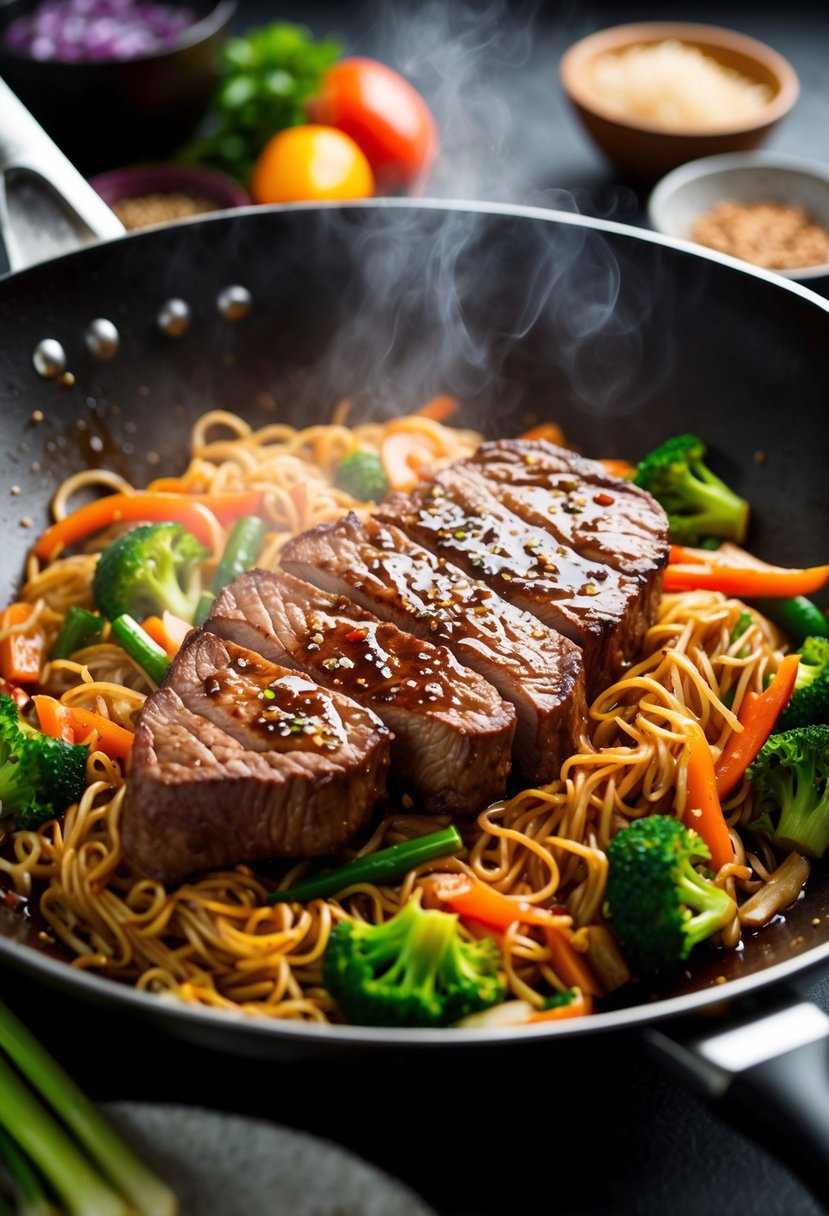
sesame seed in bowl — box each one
[647,151,829,285]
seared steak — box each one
[458,440,669,578]
[207,568,516,815]
[378,468,655,694]
[122,632,391,884]
[282,513,587,783]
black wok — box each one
[2,82,829,1210]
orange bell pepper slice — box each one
[33,695,133,760]
[0,603,46,684]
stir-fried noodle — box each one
[0,411,798,1021]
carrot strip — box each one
[33,491,263,560]
[0,604,46,684]
[139,616,178,659]
[414,395,459,422]
[597,458,635,480]
[519,422,567,445]
[432,873,570,930]
[682,727,733,870]
[716,654,800,799]
[527,992,593,1022]
[33,694,133,760]
[544,927,603,996]
[380,432,441,493]
[664,546,829,597]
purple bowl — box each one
[90,163,249,212]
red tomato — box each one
[308,57,438,193]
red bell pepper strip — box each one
[715,653,800,800]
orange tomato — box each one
[249,125,374,204]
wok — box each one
[2,78,829,1209]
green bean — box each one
[267,825,464,904]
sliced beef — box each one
[378,467,656,695]
[282,512,587,783]
[207,568,515,815]
[122,632,391,884]
[457,439,669,578]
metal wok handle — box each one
[0,76,123,273]
[647,991,829,1206]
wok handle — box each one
[0,77,123,273]
[646,992,829,1204]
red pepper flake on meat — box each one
[344,628,368,643]
[594,492,615,506]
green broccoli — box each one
[0,695,87,830]
[776,637,829,731]
[93,523,207,624]
[633,433,749,545]
[333,450,389,503]
[748,725,829,858]
[323,890,505,1028]
[604,815,736,976]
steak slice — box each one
[458,439,669,578]
[207,568,516,815]
[282,512,587,783]
[378,467,654,695]
[122,632,391,884]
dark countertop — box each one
[2,3,829,1214]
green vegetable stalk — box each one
[0,1000,177,1216]
[268,825,463,904]
[195,514,266,626]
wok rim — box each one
[1,198,828,1048]
[2,195,829,313]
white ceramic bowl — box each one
[647,151,829,282]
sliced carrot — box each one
[682,727,733,871]
[33,491,263,561]
[0,603,46,685]
[544,927,603,996]
[33,694,133,760]
[432,873,571,930]
[664,545,829,598]
[597,458,636,480]
[716,654,800,799]
[380,431,441,493]
[527,992,593,1022]
[414,395,459,423]
[519,422,567,446]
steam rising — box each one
[306,0,673,432]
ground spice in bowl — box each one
[691,198,829,270]
[111,191,221,230]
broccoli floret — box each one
[333,450,389,503]
[323,890,505,1028]
[605,815,736,976]
[93,522,207,624]
[777,638,829,731]
[633,433,749,545]
[0,695,87,830]
[748,725,829,858]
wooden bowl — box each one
[559,22,799,184]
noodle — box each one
[0,409,804,1023]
